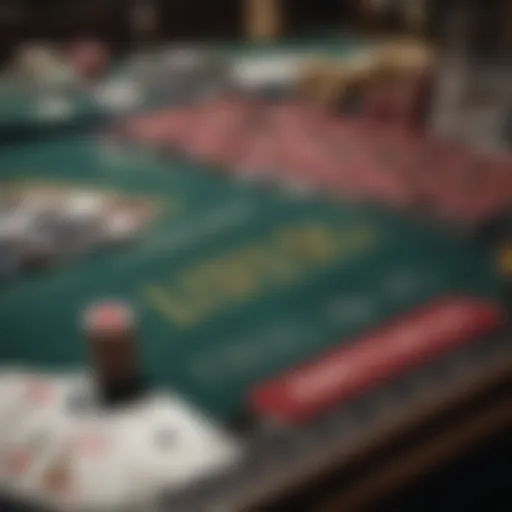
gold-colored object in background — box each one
[297,52,380,109]
[296,39,436,110]
[376,38,435,76]
[245,0,283,42]
[498,245,512,278]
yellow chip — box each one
[498,245,512,276]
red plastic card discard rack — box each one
[250,297,505,423]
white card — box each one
[124,392,240,500]
[0,371,55,448]
[0,371,72,489]
[36,416,137,512]
[0,369,26,424]
[1,412,69,501]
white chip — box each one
[65,193,104,218]
[95,80,142,111]
[232,55,302,88]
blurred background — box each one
[0,0,511,148]
[0,0,509,52]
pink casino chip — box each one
[83,301,134,336]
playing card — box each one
[123,391,240,502]
[0,371,52,446]
[0,371,74,491]
[0,412,69,504]
[0,367,24,412]
[0,370,30,448]
[36,416,138,512]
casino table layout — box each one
[0,131,504,424]
[1,37,511,512]
[0,34,370,134]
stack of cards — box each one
[0,368,240,511]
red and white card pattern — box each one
[118,98,512,227]
[0,371,240,511]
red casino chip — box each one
[84,302,133,334]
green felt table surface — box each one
[0,132,501,422]
[0,79,105,132]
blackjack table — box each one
[0,37,511,512]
